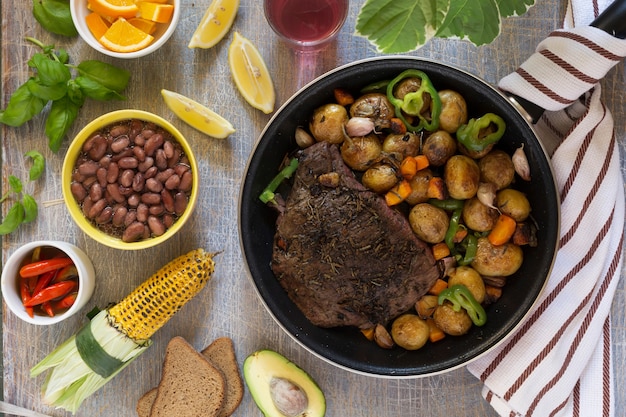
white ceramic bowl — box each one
[1,241,96,325]
[70,0,181,59]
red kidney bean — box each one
[122,221,145,243]
[165,174,180,190]
[174,192,188,216]
[140,192,161,205]
[120,169,134,187]
[106,162,119,183]
[112,206,128,227]
[111,135,130,153]
[71,119,194,243]
[179,171,193,192]
[148,216,166,236]
[89,182,103,202]
[161,189,175,213]
[71,182,87,202]
[118,157,138,169]
[88,198,107,219]
[106,183,125,204]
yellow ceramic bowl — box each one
[62,110,198,250]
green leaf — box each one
[9,175,23,194]
[356,0,535,53]
[66,80,86,107]
[28,53,72,86]
[436,0,501,45]
[46,97,80,152]
[76,60,131,93]
[22,194,39,223]
[0,202,25,235]
[75,76,126,101]
[26,78,67,101]
[496,0,535,18]
[25,150,46,181]
[32,0,78,37]
[0,83,46,127]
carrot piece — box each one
[400,156,418,180]
[427,177,446,200]
[453,227,468,243]
[484,285,503,304]
[390,117,407,134]
[431,242,450,260]
[426,318,446,343]
[333,88,354,106]
[488,214,517,246]
[385,180,412,206]
[361,327,375,341]
[427,278,448,296]
[414,154,430,171]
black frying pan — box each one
[238,4,624,377]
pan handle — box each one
[507,0,626,123]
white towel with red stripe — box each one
[465,1,626,416]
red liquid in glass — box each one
[264,0,348,45]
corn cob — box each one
[108,248,214,341]
[30,248,215,413]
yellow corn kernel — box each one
[108,248,215,341]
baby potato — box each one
[362,163,398,193]
[433,302,473,336]
[391,314,430,350]
[409,203,449,244]
[309,103,348,144]
[462,197,499,232]
[438,89,468,133]
[405,169,434,205]
[382,132,420,160]
[478,150,515,190]
[496,188,531,222]
[423,130,457,166]
[444,155,480,200]
[447,266,486,303]
[471,237,523,276]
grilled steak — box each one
[271,141,440,329]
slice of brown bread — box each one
[201,337,244,417]
[136,388,157,417]
[149,336,226,417]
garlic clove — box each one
[345,117,375,137]
[512,144,531,181]
[477,182,498,211]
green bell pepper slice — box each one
[456,113,506,152]
[438,284,487,326]
[386,69,442,132]
[259,158,299,205]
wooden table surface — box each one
[2,0,625,416]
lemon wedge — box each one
[228,32,275,114]
[161,89,235,139]
[188,0,240,49]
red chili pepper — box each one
[19,257,74,278]
[32,269,58,295]
[53,292,78,311]
[42,301,55,317]
[20,280,34,318]
[24,280,77,307]
[51,265,78,283]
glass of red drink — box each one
[264,0,349,50]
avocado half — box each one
[243,349,326,417]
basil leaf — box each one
[46,96,80,152]
[67,79,86,106]
[77,60,131,93]
[0,83,46,127]
[75,76,126,101]
[28,53,72,86]
[32,0,78,37]
[56,48,70,64]
[9,175,23,193]
[25,150,46,181]
[22,194,39,223]
[26,78,67,101]
[0,202,25,235]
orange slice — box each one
[138,2,174,23]
[89,0,139,19]
[99,17,155,52]
[128,17,157,34]
[85,12,111,39]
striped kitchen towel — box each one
[466,0,626,416]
